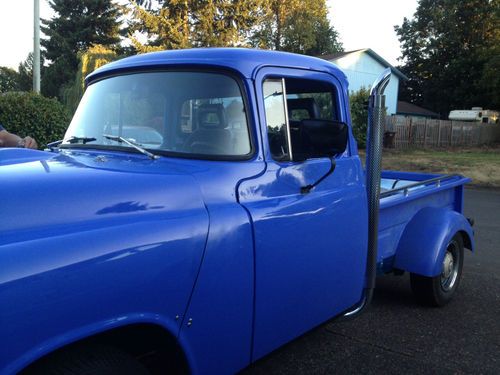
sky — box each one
[0,0,418,70]
[327,0,418,66]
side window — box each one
[263,76,344,162]
[263,79,291,161]
[285,78,336,121]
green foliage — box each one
[41,0,123,98]
[129,0,263,52]
[395,0,500,115]
[349,87,370,148]
[0,67,19,93]
[251,0,343,55]
[0,54,45,93]
[129,0,342,55]
[17,53,45,92]
[0,92,70,148]
[63,45,118,114]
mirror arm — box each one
[300,158,336,194]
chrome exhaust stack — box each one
[344,68,391,318]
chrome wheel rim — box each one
[441,242,459,292]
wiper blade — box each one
[103,134,160,160]
[47,136,96,150]
[46,139,63,150]
[66,136,97,144]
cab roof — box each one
[85,48,348,87]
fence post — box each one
[408,118,412,147]
[450,121,454,146]
[423,120,428,147]
[437,121,441,147]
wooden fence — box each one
[385,115,500,149]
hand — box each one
[22,136,38,149]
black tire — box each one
[410,233,464,307]
[25,344,151,375]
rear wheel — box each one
[24,344,150,375]
[410,234,464,307]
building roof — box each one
[86,48,348,85]
[318,48,408,81]
[397,101,439,118]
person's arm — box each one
[0,130,38,149]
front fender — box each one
[394,207,474,277]
[4,313,182,375]
[1,210,209,374]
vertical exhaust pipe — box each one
[343,68,391,318]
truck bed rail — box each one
[380,174,462,199]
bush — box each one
[349,87,370,149]
[0,92,70,148]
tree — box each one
[16,53,47,92]
[41,0,122,98]
[250,0,343,55]
[395,0,499,116]
[129,0,191,51]
[129,0,342,55]
[191,0,264,47]
[0,53,47,93]
[129,0,264,52]
[0,67,19,93]
[63,45,118,114]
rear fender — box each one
[394,207,474,277]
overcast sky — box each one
[0,0,418,70]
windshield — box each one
[63,71,252,157]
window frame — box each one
[258,69,346,163]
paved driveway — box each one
[243,188,500,374]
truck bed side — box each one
[377,171,472,272]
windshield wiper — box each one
[46,136,96,151]
[66,136,97,144]
[103,134,160,160]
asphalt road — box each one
[242,188,500,375]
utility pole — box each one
[33,0,41,93]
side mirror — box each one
[293,119,348,161]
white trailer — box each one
[449,107,499,124]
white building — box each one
[320,49,408,115]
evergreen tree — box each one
[191,0,264,47]
[129,0,341,55]
[251,0,343,55]
[395,0,499,115]
[17,53,46,92]
[0,67,19,93]
[41,0,122,98]
[129,0,263,52]
[0,54,46,93]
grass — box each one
[359,144,500,188]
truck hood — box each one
[0,148,207,244]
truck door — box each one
[237,68,368,360]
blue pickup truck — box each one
[0,49,474,375]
